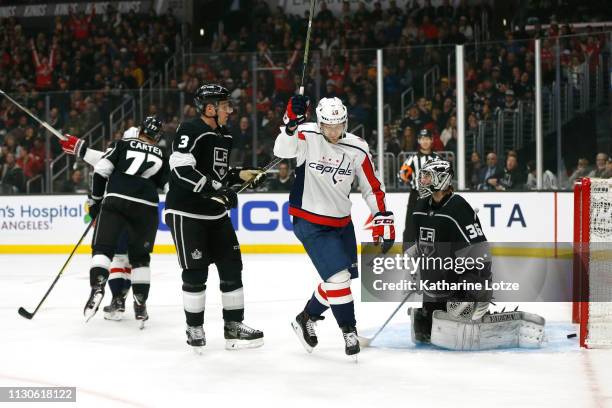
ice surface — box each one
[1,254,611,407]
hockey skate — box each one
[186,325,206,354]
[103,296,126,321]
[224,321,264,350]
[341,325,360,358]
[291,311,324,353]
[83,285,105,322]
[133,299,149,330]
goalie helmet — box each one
[316,97,348,136]
[141,116,162,142]
[417,159,453,198]
[194,84,230,114]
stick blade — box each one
[18,307,34,320]
[357,335,372,348]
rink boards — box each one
[0,192,572,254]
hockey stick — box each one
[298,0,317,96]
[358,290,416,347]
[0,89,67,141]
[18,220,94,319]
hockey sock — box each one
[108,268,131,298]
[304,283,329,317]
[323,280,356,327]
[90,254,111,287]
[131,266,150,302]
[221,286,244,322]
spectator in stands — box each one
[589,153,609,178]
[400,126,416,152]
[525,160,559,190]
[467,151,482,190]
[496,153,525,191]
[60,169,88,193]
[268,161,293,192]
[231,116,253,166]
[400,105,425,136]
[478,152,504,190]
[0,153,25,193]
[440,115,457,152]
[30,39,56,90]
[384,125,401,156]
[568,157,591,185]
[604,157,612,179]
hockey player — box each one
[274,95,395,356]
[398,128,440,247]
[407,159,545,350]
[82,117,168,326]
[60,117,164,321]
[164,84,266,352]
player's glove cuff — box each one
[367,211,396,254]
[60,135,88,159]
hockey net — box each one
[573,177,612,348]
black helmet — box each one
[418,128,433,139]
[141,116,163,142]
[194,84,230,114]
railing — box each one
[350,124,365,139]
[26,174,43,194]
[400,87,414,118]
[423,65,440,100]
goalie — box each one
[406,159,545,350]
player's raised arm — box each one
[273,95,309,159]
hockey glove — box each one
[214,187,238,209]
[239,168,267,189]
[368,211,395,254]
[60,134,88,159]
[87,196,102,220]
[283,95,310,135]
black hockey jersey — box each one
[411,192,490,297]
[165,117,242,218]
[92,137,169,206]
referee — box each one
[398,129,440,247]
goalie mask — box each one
[316,97,347,143]
[417,159,453,198]
[141,116,163,142]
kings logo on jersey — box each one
[418,227,436,256]
[213,147,229,179]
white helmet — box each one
[316,97,348,135]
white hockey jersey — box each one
[273,122,388,227]
[83,127,140,166]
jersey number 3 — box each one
[125,151,162,178]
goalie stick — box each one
[0,89,67,141]
[18,220,95,319]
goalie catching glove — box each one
[60,134,88,158]
[283,95,310,135]
[367,211,395,254]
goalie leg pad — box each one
[430,310,546,350]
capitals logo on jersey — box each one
[213,147,228,179]
[308,153,352,185]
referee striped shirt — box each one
[399,151,441,190]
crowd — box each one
[1,0,609,194]
[0,5,180,193]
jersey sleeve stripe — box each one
[360,156,386,212]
